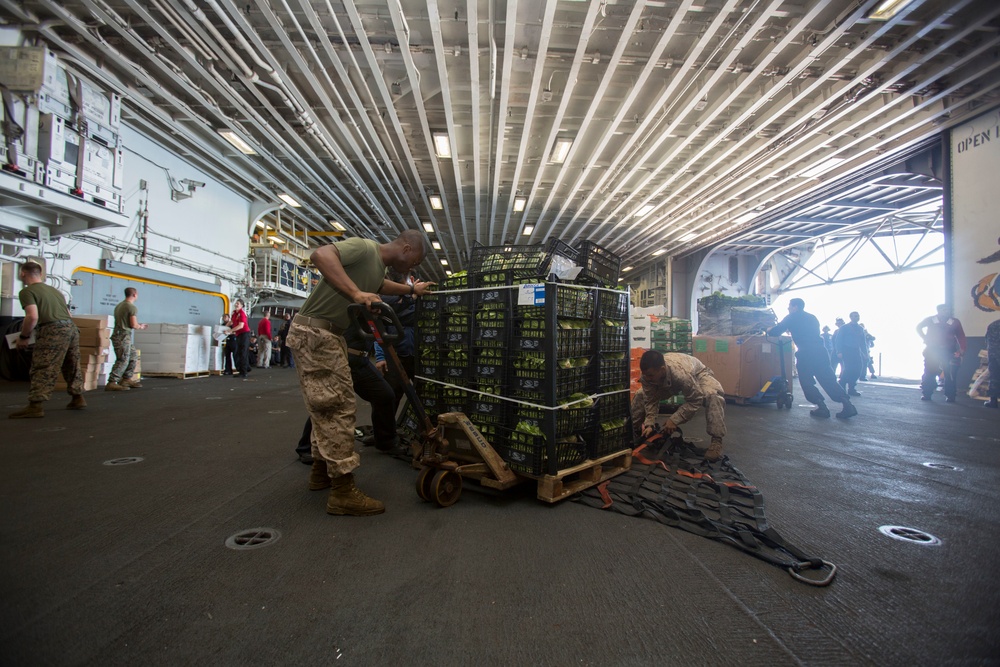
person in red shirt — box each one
[229,299,251,379]
[916,304,967,402]
[256,311,273,368]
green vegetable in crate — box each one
[560,393,594,408]
[515,421,543,436]
[601,419,626,431]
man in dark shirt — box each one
[985,318,1000,408]
[768,298,857,419]
[916,304,967,402]
[836,311,867,397]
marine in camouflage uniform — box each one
[107,286,145,390]
[632,350,727,461]
[286,230,432,516]
[10,261,85,418]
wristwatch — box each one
[409,283,415,295]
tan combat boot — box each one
[120,378,143,389]
[10,402,45,419]
[326,473,385,516]
[105,382,130,392]
[309,459,331,490]
[66,395,87,410]
[705,438,724,462]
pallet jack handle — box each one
[347,302,435,436]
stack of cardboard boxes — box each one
[55,314,114,391]
[134,323,211,376]
[692,334,793,400]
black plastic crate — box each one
[598,354,629,389]
[597,290,629,320]
[418,362,440,377]
[511,403,594,437]
[442,365,469,383]
[469,243,551,275]
[494,426,588,476]
[512,285,595,320]
[589,421,632,458]
[469,393,508,426]
[575,240,622,287]
[442,273,468,290]
[473,358,506,385]
[511,364,590,401]
[418,294,442,313]
[593,391,630,424]
[419,329,443,346]
[473,286,512,307]
[441,291,472,312]
[441,387,469,415]
[600,325,629,353]
[444,329,473,347]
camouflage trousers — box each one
[29,319,84,402]
[631,386,727,441]
[109,328,137,383]
[286,323,359,477]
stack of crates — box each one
[650,317,693,410]
[411,240,632,476]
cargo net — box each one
[576,430,837,586]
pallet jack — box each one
[349,303,518,507]
[748,335,793,409]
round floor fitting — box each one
[103,457,145,466]
[878,525,941,545]
[225,528,281,550]
[922,462,963,471]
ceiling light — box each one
[621,266,633,272]
[446,270,453,276]
[868,0,915,20]
[522,225,534,235]
[432,132,452,158]
[652,249,666,256]
[432,241,442,250]
[429,195,443,210]
[330,220,346,231]
[549,139,573,164]
[217,129,257,155]
[423,223,434,233]
[694,97,708,111]
[440,259,449,266]
[734,212,758,225]
[270,237,286,244]
[635,204,655,217]
[800,157,846,178]
[679,232,697,242]
[277,193,301,207]
[513,197,527,212]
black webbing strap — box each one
[577,432,836,586]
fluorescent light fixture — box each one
[800,156,846,178]
[255,221,265,229]
[513,197,527,212]
[621,266,633,272]
[522,225,534,235]
[431,241,442,250]
[270,237,286,244]
[423,223,434,233]
[868,0,915,20]
[440,259,449,266]
[217,129,257,155]
[432,132,452,158]
[446,270,453,276]
[679,232,697,242]
[330,220,346,231]
[549,139,573,164]
[429,195,443,210]
[652,249,667,256]
[277,193,301,208]
[734,212,757,225]
[635,204,656,217]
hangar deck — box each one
[1,371,998,666]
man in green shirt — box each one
[107,287,148,391]
[10,260,86,418]
[286,230,434,516]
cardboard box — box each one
[693,335,794,399]
[72,314,113,329]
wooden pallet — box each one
[142,371,210,379]
[209,370,222,376]
[533,449,632,503]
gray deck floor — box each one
[1,369,998,666]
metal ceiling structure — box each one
[2,0,998,282]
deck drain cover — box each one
[268,410,287,414]
[922,462,962,471]
[103,457,144,466]
[878,525,941,545]
[226,528,281,550]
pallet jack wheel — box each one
[431,469,462,507]
[416,466,435,502]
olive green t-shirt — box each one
[18,282,72,324]
[114,300,138,332]
[299,238,386,327]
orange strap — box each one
[597,481,614,509]
[632,443,669,471]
